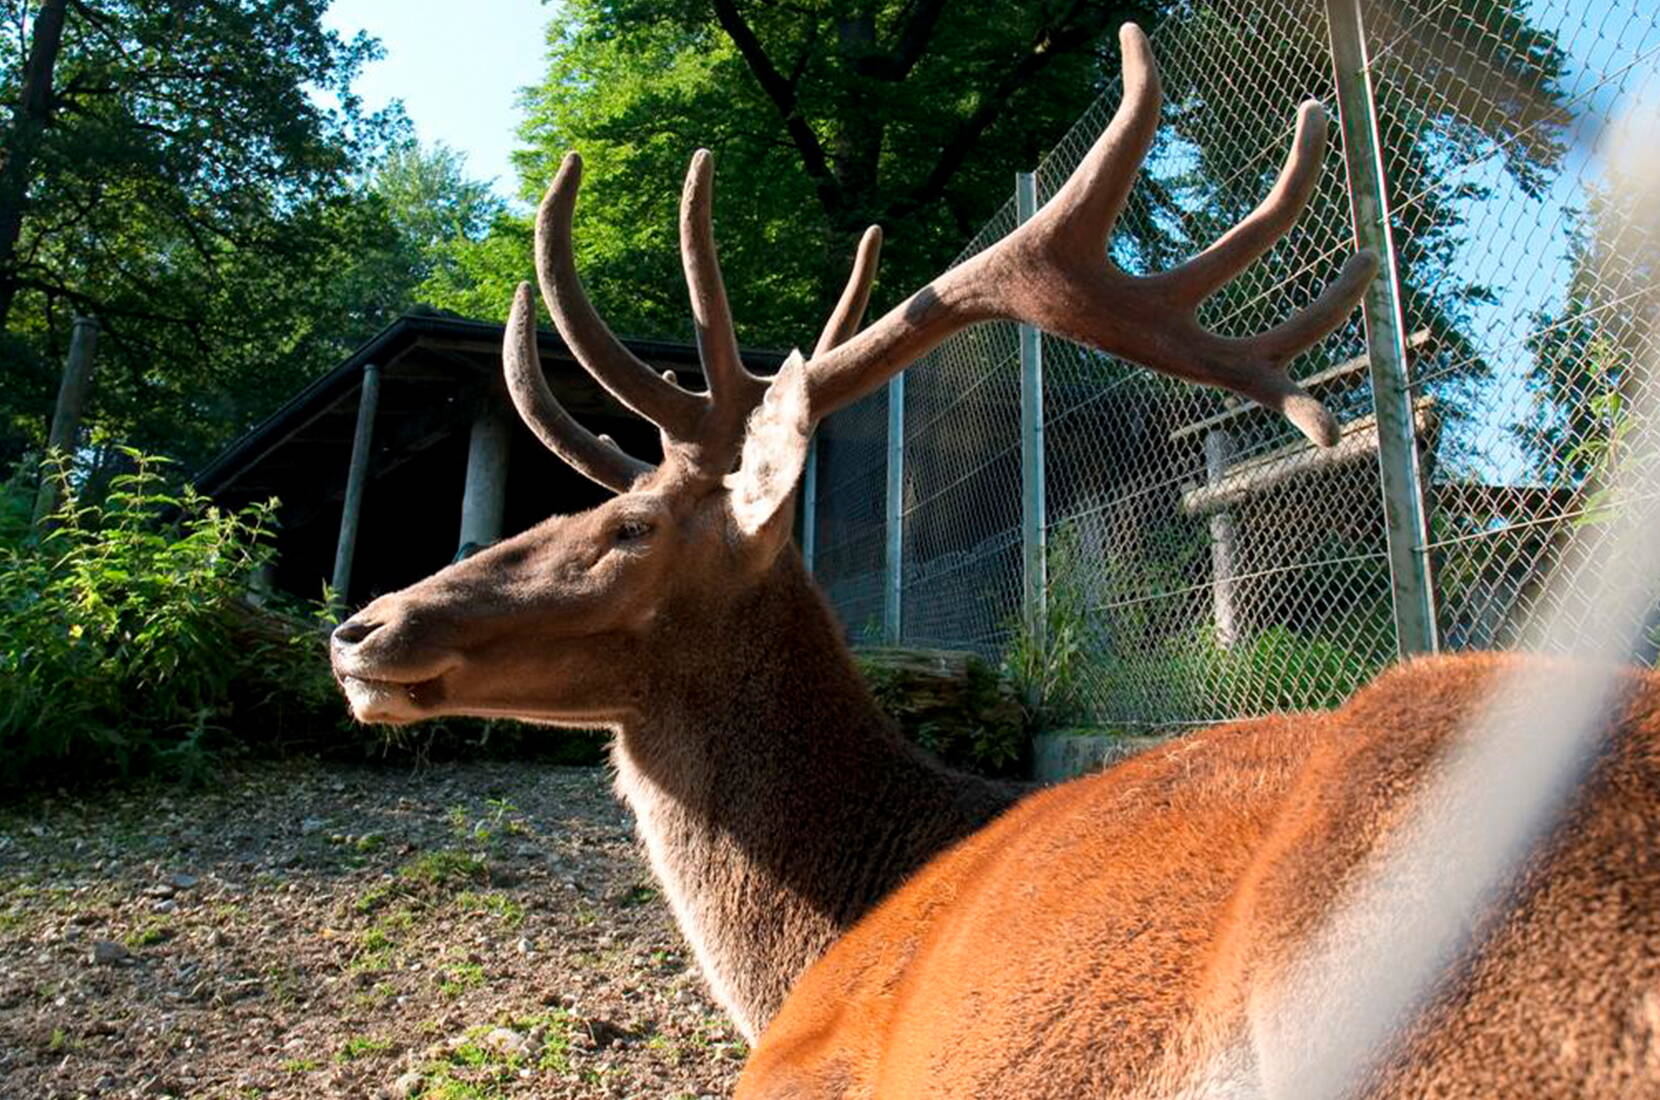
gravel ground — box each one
[0,759,745,1099]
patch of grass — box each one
[405,1012,577,1098]
[456,890,525,927]
[335,1034,394,1062]
[278,1058,319,1073]
[355,881,397,913]
[440,961,486,997]
[615,883,657,908]
[125,916,173,948]
[400,849,487,890]
[351,908,417,973]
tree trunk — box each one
[0,0,71,329]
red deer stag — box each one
[331,25,1660,1096]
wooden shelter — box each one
[197,312,784,607]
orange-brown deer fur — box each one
[739,653,1660,1098]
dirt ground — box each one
[0,759,745,1099]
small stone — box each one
[387,1070,423,1099]
[92,939,130,965]
[168,873,199,890]
[151,899,176,914]
[515,937,534,954]
[480,1027,528,1057]
[145,883,176,899]
[300,818,326,836]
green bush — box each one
[858,650,1030,778]
[0,452,338,786]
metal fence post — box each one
[802,433,819,575]
[1325,0,1439,656]
[1016,172,1048,663]
[883,375,905,644]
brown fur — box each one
[737,653,1660,1097]
[331,465,1022,1039]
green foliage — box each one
[0,1,423,467]
[1003,522,1095,730]
[0,451,337,786]
[433,0,1154,348]
[1087,625,1384,721]
[859,651,1029,777]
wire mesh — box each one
[1371,0,1660,660]
[810,0,1660,730]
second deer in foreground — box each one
[330,24,1660,1097]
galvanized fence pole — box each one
[1325,0,1439,655]
[883,375,905,643]
[1016,172,1048,665]
[801,433,819,575]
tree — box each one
[443,0,1158,348]
[0,0,405,467]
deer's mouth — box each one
[337,673,446,725]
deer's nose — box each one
[332,618,382,648]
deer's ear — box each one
[725,350,810,556]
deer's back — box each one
[738,652,1660,1098]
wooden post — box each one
[457,396,511,554]
[1205,428,1241,649]
[331,362,381,610]
[33,314,99,526]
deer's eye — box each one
[615,520,653,543]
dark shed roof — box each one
[198,312,787,604]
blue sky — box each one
[321,0,556,201]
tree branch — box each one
[708,0,843,215]
[857,0,948,82]
[888,6,1113,220]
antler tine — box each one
[814,226,883,358]
[803,22,1376,449]
[537,153,703,440]
[680,150,754,403]
[503,282,654,493]
[1151,100,1331,305]
[1040,23,1162,248]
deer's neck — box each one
[609,555,1022,1040]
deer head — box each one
[329,24,1376,729]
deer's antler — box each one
[801,24,1375,447]
[507,21,1372,490]
[507,153,883,490]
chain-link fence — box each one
[809,0,1660,732]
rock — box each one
[387,1070,423,1098]
[516,937,534,954]
[151,899,176,915]
[92,940,130,965]
[300,818,326,836]
[479,1027,528,1057]
[168,873,199,891]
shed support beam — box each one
[458,398,512,555]
[1205,428,1241,649]
[331,362,381,610]
[33,314,99,526]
